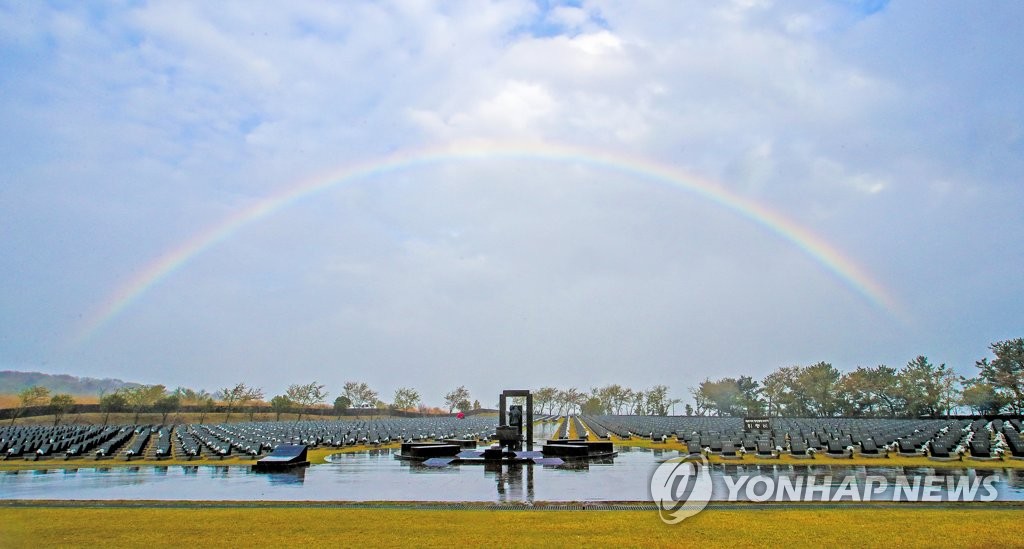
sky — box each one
[1,0,1021,407]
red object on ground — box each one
[456,412,465,419]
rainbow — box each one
[71,139,901,345]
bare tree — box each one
[238,386,265,421]
[218,383,251,422]
[285,381,328,421]
[342,381,378,408]
[9,386,50,425]
[533,387,558,414]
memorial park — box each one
[2,376,1024,547]
[3,2,1024,546]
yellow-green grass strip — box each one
[576,417,602,441]
[2,505,1020,548]
[549,416,566,439]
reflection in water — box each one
[404,462,459,475]
[1,449,1021,502]
[552,461,589,472]
[484,462,534,502]
[266,468,306,485]
[1008,469,1024,488]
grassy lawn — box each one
[1,504,1018,548]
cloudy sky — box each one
[1,1,1021,406]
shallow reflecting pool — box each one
[2,447,1022,503]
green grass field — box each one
[1,503,1019,548]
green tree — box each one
[586,385,612,415]
[9,386,50,425]
[960,379,1002,415]
[697,378,741,416]
[333,395,352,417]
[196,395,215,424]
[796,362,842,417]
[154,394,181,424]
[736,377,762,415]
[49,393,75,426]
[976,338,1024,413]
[392,387,421,411]
[690,384,710,416]
[899,356,957,417]
[121,385,167,423]
[839,365,902,417]
[172,387,211,405]
[866,365,902,416]
[645,385,671,415]
[761,367,797,417]
[99,391,127,426]
[581,396,604,415]
[444,386,471,414]
[271,395,293,421]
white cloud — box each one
[1,1,1021,402]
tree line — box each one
[5,380,488,424]
[531,385,678,416]
[690,338,1023,418]
[6,337,1019,423]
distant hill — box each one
[0,370,140,396]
